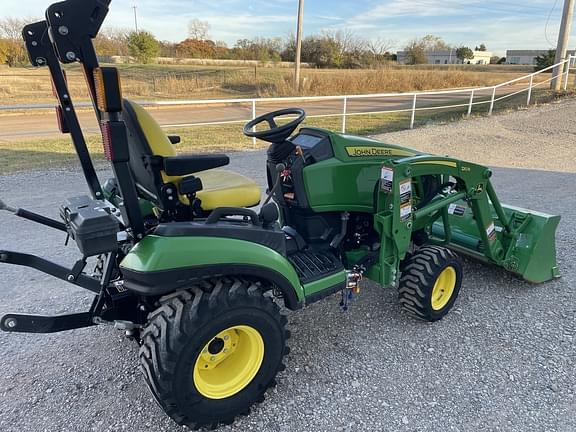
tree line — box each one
[0,17,396,68]
[1,17,507,68]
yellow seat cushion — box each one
[124,100,260,210]
[195,169,261,210]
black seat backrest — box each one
[122,99,181,204]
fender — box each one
[120,235,304,310]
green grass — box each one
[0,88,569,174]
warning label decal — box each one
[399,179,412,206]
[380,167,394,193]
[399,179,412,222]
[486,223,497,241]
[400,203,412,222]
[448,203,466,217]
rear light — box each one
[100,121,114,161]
[55,106,70,134]
[93,67,123,112]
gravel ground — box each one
[0,100,575,432]
[376,97,576,173]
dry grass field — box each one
[0,62,567,174]
[0,87,566,174]
[0,63,543,106]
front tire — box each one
[139,278,289,429]
[398,246,463,321]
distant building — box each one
[397,49,493,65]
[506,49,576,65]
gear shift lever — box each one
[263,163,286,205]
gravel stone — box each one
[0,99,575,432]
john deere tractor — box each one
[0,0,560,429]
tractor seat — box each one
[195,169,261,210]
[122,100,261,210]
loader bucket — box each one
[432,202,560,284]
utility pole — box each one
[132,5,139,33]
[552,0,575,90]
[294,0,304,91]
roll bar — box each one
[21,0,145,239]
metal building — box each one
[397,49,493,65]
[506,49,576,65]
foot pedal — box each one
[1,312,94,333]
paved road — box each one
[0,151,574,431]
[0,85,516,141]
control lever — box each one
[263,163,286,205]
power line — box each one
[545,0,560,47]
[396,0,558,17]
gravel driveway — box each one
[0,99,575,432]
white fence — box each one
[145,55,575,147]
[1,56,574,147]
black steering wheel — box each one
[243,108,306,143]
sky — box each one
[2,0,575,56]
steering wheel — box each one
[243,108,306,143]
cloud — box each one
[1,0,573,54]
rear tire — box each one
[398,246,463,322]
[139,277,289,429]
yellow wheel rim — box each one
[431,266,457,311]
[193,325,264,399]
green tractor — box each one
[0,0,560,429]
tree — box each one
[188,19,210,41]
[478,43,487,51]
[176,38,217,58]
[403,39,428,65]
[0,17,30,66]
[366,37,394,58]
[456,46,474,63]
[402,35,450,65]
[534,49,556,72]
[94,28,130,57]
[364,37,395,66]
[489,55,501,64]
[232,37,282,62]
[282,29,375,68]
[127,31,159,64]
[421,34,450,50]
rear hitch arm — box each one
[0,250,100,293]
[1,312,95,334]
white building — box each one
[397,49,493,65]
[506,50,576,65]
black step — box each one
[288,250,344,283]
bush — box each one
[127,31,159,64]
[403,40,427,65]
[456,47,474,63]
[534,49,556,72]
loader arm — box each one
[373,155,560,287]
